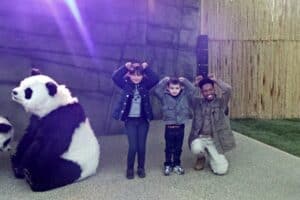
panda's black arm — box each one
[16,129,72,170]
[34,106,83,162]
[21,103,85,167]
[11,115,40,167]
[17,140,42,169]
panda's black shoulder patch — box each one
[40,103,86,140]
[48,103,86,123]
[0,123,12,133]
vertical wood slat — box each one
[205,0,299,40]
[207,40,299,119]
[201,0,299,118]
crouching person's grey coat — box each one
[188,79,236,154]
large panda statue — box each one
[10,69,100,191]
[0,116,14,152]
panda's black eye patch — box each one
[0,124,12,133]
[25,88,33,99]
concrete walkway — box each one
[0,120,299,200]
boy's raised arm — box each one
[179,77,197,96]
[178,77,197,94]
[154,76,169,100]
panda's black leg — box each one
[27,158,81,192]
[10,154,25,179]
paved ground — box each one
[0,120,299,200]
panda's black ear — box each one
[45,82,57,96]
[31,68,41,76]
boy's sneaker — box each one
[173,165,185,175]
[163,166,173,176]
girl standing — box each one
[112,61,159,179]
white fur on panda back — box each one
[61,118,100,180]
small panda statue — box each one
[0,116,14,152]
[11,69,100,191]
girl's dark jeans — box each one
[125,117,149,170]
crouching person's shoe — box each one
[194,156,205,171]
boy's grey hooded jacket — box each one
[154,77,195,125]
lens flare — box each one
[64,0,94,55]
[45,0,95,56]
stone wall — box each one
[0,0,200,136]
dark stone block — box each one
[30,63,99,91]
[92,23,128,44]
[123,45,147,61]
[157,0,183,7]
[182,8,200,30]
[148,4,181,28]
[145,47,178,76]
[0,54,31,83]
[175,50,197,80]
[94,45,123,60]
[126,23,147,45]
[0,84,30,139]
[147,26,179,46]
[179,30,198,48]
[72,91,112,135]
[98,74,115,94]
[184,0,200,8]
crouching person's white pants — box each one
[191,137,229,175]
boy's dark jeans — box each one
[164,124,185,167]
[125,117,149,170]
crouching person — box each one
[188,74,235,175]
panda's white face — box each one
[0,116,13,152]
[12,75,78,117]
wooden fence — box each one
[200,0,300,118]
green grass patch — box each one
[230,118,300,157]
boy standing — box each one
[155,77,195,176]
[189,74,235,175]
